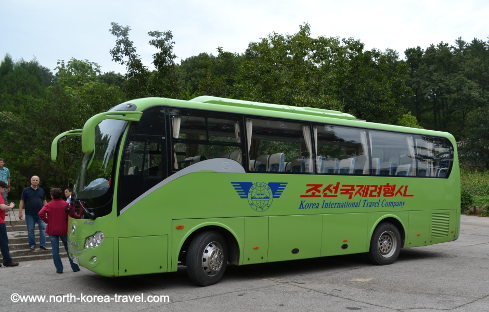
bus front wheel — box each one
[186,231,228,286]
[368,223,401,265]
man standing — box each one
[0,158,10,203]
[18,176,47,251]
[0,181,19,267]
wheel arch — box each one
[369,215,406,248]
[177,224,241,267]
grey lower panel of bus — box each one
[119,158,246,215]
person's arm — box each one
[7,177,10,192]
[38,204,49,223]
[18,199,24,220]
[0,202,14,211]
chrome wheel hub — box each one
[378,231,397,258]
[201,241,224,276]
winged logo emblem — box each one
[231,182,288,211]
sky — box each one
[1,0,488,74]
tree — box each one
[237,24,342,110]
[177,49,243,99]
[109,22,148,98]
[147,30,179,97]
[462,106,489,168]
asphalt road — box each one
[2,215,488,312]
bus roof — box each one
[191,96,357,120]
[125,96,456,142]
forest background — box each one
[1,23,488,213]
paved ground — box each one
[1,215,489,312]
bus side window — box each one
[247,119,312,173]
[415,136,453,178]
[369,131,416,177]
[316,125,369,176]
[171,114,242,170]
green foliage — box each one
[397,112,423,128]
[405,39,489,139]
[236,24,344,111]
[461,106,489,168]
[178,50,243,99]
[461,169,489,195]
[460,169,489,215]
[0,56,124,197]
[461,189,474,213]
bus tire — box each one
[186,231,228,286]
[368,223,401,265]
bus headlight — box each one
[84,232,105,249]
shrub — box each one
[480,207,489,217]
[461,189,474,214]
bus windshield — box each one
[75,119,127,199]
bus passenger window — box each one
[369,131,416,177]
[247,119,312,173]
[415,136,453,178]
[171,114,242,170]
[316,125,369,175]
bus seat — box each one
[316,156,324,173]
[380,162,393,176]
[269,153,285,172]
[371,158,380,175]
[290,159,305,173]
[304,157,313,173]
[339,158,355,174]
[255,154,270,172]
[437,168,448,178]
[417,161,432,177]
[353,155,368,175]
[249,160,255,171]
[395,164,412,176]
[284,162,291,172]
[321,158,339,174]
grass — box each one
[461,169,489,215]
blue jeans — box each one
[50,235,80,273]
[0,223,12,263]
[25,214,46,247]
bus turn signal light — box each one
[176,225,184,230]
[252,246,260,250]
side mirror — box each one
[82,111,142,154]
[51,129,83,161]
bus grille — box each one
[432,213,450,238]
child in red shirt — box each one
[38,188,80,273]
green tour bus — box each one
[51,96,460,286]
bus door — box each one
[118,107,168,212]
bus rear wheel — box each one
[368,223,401,265]
[186,231,228,286]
